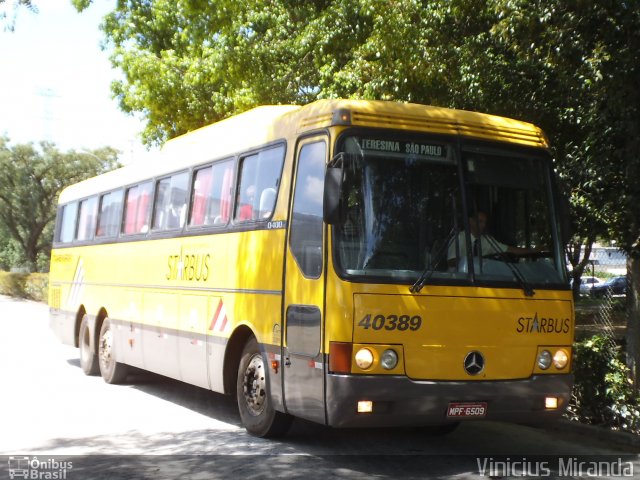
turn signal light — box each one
[329,342,353,374]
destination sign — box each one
[359,138,447,158]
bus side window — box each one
[290,141,326,278]
[153,172,188,231]
[189,159,234,227]
[219,163,233,223]
[123,181,153,235]
[96,189,124,238]
[75,196,98,242]
[234,145,285,223]
[58,202,78,243]
[190,166,212,226]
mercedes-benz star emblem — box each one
[463,351,485,376]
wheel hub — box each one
[243,354,266,416]
[100,328,113,366]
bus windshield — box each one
[460,150,565,286]
[335,134,464,282]
[333,133,566,287]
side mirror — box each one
[323,166,343,225]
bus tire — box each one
[79,314,99,375]
[98,317,129,384]
[236,337,292,438]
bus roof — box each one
[58,99,547,204]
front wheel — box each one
[236,337,292,437]
[98,317,129,384]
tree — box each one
[0,137,119,271]
[73,0,443,145]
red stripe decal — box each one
[218,315,228,332]
[209,299,224,331]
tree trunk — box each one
[24,246,38,273]
[567,239,594,301]
[626,254,640,389]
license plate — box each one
[447,402,487,418]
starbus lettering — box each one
[166,253,210,281]
[516,313,570,334]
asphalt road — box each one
[1,295,638,479]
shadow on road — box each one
[66,356,243,427]
[57,353,640,461]
[64,454,491,480]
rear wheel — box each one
[236,337,292,437]
[79,315,99,375]
[98,317,129,384]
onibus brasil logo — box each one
[7,457,72,479]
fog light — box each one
[553,349,568,369]
[537,350,552,370]
[545,396,558,409]
[380,349,399,370]
[355,348,374,369]
[358,400,373,413]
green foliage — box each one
[567,335,640,434]
[0,272,48,301]
[0,137,120,272]
[0,235,25,271]
[24,272,48,301]
[0,271,27,298]
[87,0,459,145]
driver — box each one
[447,211,539,266]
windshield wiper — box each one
[483,236,535,297]
[410,227,456,294]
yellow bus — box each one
[49,99,573,437]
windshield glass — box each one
[335,134,464,281]
[333,133,566,287]
[456,150,565,285]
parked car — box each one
[591,276,628,297]
[570,276,604,295]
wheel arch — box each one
[223,325,255,396]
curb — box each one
[545,418,640,450]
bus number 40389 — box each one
[357,314,422,331]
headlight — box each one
[537,350,552,370]
[553,349,569,369]
[355,348,374,369]
[380,349,398,370]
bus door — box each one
[282,137,328,424]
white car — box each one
[577,276,604,295]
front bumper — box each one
[326,373,573,428]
